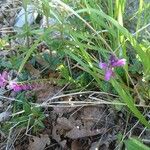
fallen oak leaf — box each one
[57,117,74,130]
[71,140,83,150]
[66,127,105,139]
[28,134,50,150]
[25,63,41,78]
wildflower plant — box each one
[0,71,33,92]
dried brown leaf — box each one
[28,134,50,150]
[52,124,61,143]
[25,63,40,77]
[66,127,105,139]
[57,117,74,130]
[52,124,67,148]
[34,83,62,103]
[71,140,82,150]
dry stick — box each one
[6,122,20,150]
[0,91,148,108]
[9,128,23,150]
[139,126,147,138]
[0,30,16,33]
[0,95,22,103]
[34,99,150,108]
[41,91,118,103]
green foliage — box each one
[2,92,45,133]
[58,0,150,128]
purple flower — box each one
[109,55,126,67]
[0,71,8,87]
[99,55,126,81]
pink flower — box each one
[0,71,8,87]
[0,71,35,92]
[9,81,22,92]
[99,54,126,81]
[8,81,32,92]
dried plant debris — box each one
[0,0,20,32]
[47,104,121,149]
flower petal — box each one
[105,68,113,81]
[99,62,108,69]
[111,59,126,67]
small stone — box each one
[9,18,15,26]
[0,12,3,19]
[1,6,6,12]
[9,12,15,18]
[0,101,3,108]
[0,24,3,29]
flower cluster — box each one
[8,81,33,92]
[99,54,126,81]
[0,71,33,92]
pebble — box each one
[9,18,15,26]
[9,12,15,18]
[0,24,3,29]
[0,101,3,108]
[0,12,3,19]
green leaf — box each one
[125,138,150,150]
[23,102,31,115]
[31,107,43,118]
